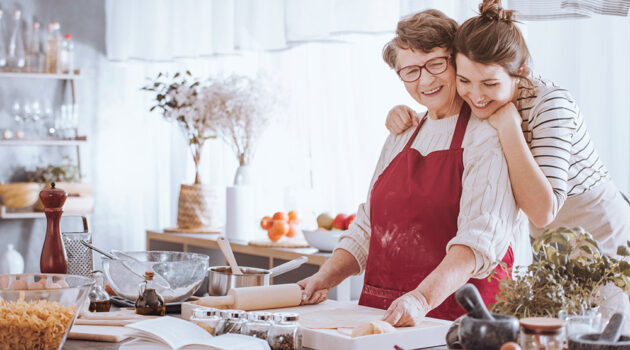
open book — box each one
[119,316,270,350]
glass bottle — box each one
[241,311,273,340]
[8,9,25,70]
[190,307,224,336]
[218,309,247,335]
[88,270,111,312]
[58,34,73,73]
[45,22,61,73]
[0,9,7,68]
[268,313,301,350]
[135,271,166,316]
[26,21,42,72]
[519,317,564,350]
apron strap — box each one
[449,103,471,150]
[403,111,429,151]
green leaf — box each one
[149,106,157,112]
[174,72,180,78]
[617,246,630,257]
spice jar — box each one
[219,309,247,334]
[268,312,301,350]
[190,307,224,336]
[519,317,564,350]
[242,311,273,340]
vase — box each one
[177,184,223,231]
[225,165,257,242]
[0,244,24,274]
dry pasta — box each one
[0,299,76,350]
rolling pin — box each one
[192,283,303,310]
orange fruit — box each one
[288,210,299,221]
[260,216,273,230]
[268,229,284,242]
[273,211,288,222]
[286,223,299,238]
[270,220,290,236]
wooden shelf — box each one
[0,137,87,146]
[0,70,81,80]
[0,206,91,219]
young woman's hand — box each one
[386,105,418,134]
[487,102,521,134]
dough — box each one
[351,320,396,337]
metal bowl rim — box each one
[100,251,210,263]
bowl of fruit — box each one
[259,210,301,242]
[302,212,356,252]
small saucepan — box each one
[208,256,308,296]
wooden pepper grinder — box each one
[40,182,68,273]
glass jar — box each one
[219,309,247,335]
[268,312,301,350]
[88,270,111,312]
[520,317,565,350]
[190,307,224,336]
[241,311,273,340]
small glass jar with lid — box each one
[190,307,224,336]
[519,317,565,350]
[218,309,247,335]
[268,312,301,350]
[241,311,273,340]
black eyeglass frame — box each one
[396,55,452,83]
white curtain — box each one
[97,0,629,253]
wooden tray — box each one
[248,238,310,248]
[163,226,221,234]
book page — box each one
[126,316,214,349]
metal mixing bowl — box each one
[102,251,209,303]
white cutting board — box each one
[259,300,451,350]
[68,325,134,342]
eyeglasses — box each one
[396,56,451,83]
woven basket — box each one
[177,184,223,230]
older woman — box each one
[298,9,527,326]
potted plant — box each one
[491,226,630,319]
[142,71,222,231]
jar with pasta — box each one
[190,307,223,336]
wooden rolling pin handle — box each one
[192,295,235,308]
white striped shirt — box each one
[517,77,610,216]
[338,113,529,278]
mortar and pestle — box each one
[569,313,630,350]
[445,284,520,350]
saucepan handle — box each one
[269,256,308,277]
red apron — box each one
[358,103,513,320]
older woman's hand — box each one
[386,105,418,135]
[382,289,430,327]
[488,102,521,134]
[297,273,330,305]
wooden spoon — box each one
[217,236,243,275]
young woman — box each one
[298,9,528,326]
[386,0,630,323]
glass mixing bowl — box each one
[0,273,94,350]
[102,251,209,303]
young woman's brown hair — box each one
[383,9,458,69]
[454,0,531,83]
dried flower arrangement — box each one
[491,226,630,318]
[142,72,277,183]
[142,71,214,184]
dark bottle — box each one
[40,182,68,274]
[135,271,166,316]
[88,270,111,312]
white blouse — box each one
[337,112,529,279]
